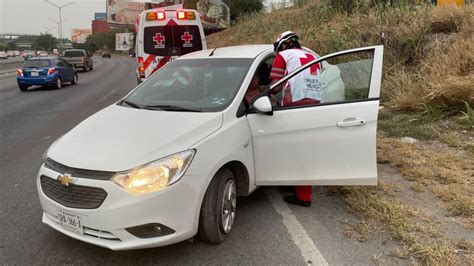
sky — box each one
[0,0,106,38]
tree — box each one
[230,0,263,20]
[32,34,57,52]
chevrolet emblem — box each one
[57,174,74,186]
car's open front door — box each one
[248,46,383,186]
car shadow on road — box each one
[20,84,75,93]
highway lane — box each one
[0,56,399,264]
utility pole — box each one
[49,18,66,50]
[44,0,74,52]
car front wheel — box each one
[199,168,236,244]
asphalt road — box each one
[0,56,402,265]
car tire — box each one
[54,77,62,89]
[89,65,93,70]
[18,85,28,91]
[83,66,88,72]
[71,74,78,85]
[198,168,237,244]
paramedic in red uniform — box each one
[270,31,321,207]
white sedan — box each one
[37,44,383,250]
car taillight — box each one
[177,11,195,20]
[138,57,145,78]
[48,68,55,75]
[18,69,23,77]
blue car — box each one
[17,57,78,91]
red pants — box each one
[295,186,312,202]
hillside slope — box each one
[207,3,473,111]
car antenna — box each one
[209,48,217,57]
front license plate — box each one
[56,209,83,234]
[31,71,39,77]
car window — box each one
[124,58,252,112]
[271,50,374,109]
[22,59,51,68]
[144,25,203,57]
[63,51,85,57]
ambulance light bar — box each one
[177,11,195,20]
[146,11,166,21]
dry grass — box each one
[377,136,473,225]
[343,186,460,264]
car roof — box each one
[179,45,273,59]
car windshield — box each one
[22,59,51,68]
[123,58,253,112]
[63,51,84,57]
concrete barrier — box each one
[0,62,22,72]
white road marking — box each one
[97,87,119,104]
[265,188,328,266]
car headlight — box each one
[112,150,196,194]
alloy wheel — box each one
[221,179,236,234]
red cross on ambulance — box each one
[153,33,165,45]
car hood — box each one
[48,104,222,172]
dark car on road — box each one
[17,57,78,91]
[102,51,112,58]
[61,49,93,72]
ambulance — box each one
[135,8,207,83]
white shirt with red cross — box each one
[270,48,322,104]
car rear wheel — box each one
[18,85,28,91]
[89,65,93,71]
[54,77,62,89]
[71,74,78,85]
[199,168,236,244]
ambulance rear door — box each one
[138,9,206,79]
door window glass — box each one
[271,50,374,109]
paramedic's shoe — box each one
[284,195,311,207]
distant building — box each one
[263,0,294,12]
[92,19,110,34]
[94,12,107,20]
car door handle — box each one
[337,118,366,127]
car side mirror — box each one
[253,96,273,116]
